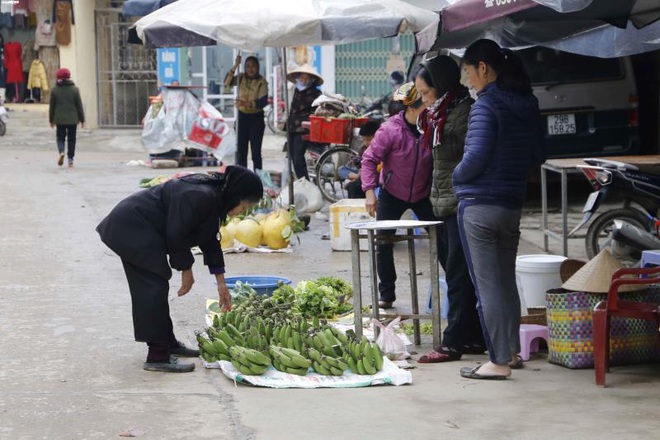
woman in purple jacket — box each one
[454,39,545,380]
[361,82,434,309]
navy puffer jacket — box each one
[452,82,545,207]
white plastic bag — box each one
[279,178,324,214]
[373,317,409,360]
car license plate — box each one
[582,191,600,213]
[547,113,576,135]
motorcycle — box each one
[0,103,7,136]
[569,158,660,265]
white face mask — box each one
[469,88,478,100]
[295,80,310,91]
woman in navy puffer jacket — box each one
[454,39,546,380]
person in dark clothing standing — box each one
[414,55,485,363]
[97,166,264,373]
[49,68,84,167]
[454,39,546,380]
[224,55,269,170]
[286,64,323,180]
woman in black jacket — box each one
[97,166,263,373]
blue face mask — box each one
[296,80,310,91]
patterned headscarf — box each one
[392,82,420,107]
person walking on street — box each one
[361,82,433,309]
[49,68,84,167]
[225,55,269,170]
[286,64,323,180]
[414,55,486,363]
[454,39,546,380]
[96,166,263,373]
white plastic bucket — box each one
[515,254,567,310]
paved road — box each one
[1,106,657,439]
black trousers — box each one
[56,124,77,160]
[288,132,309,179]
[375,188,438,302]
[437,213,484,351]
[121,259,176,344]
[236,111,265,170]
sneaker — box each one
[57,153,64,166]
[143,356,195,373]
[68,159,74,168]
[170,340,200,357]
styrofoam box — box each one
[329,199,375,251]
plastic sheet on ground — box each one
[202,357,412,388]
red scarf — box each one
[418,86,470,149]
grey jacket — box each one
[429,97,473,217]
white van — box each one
[517,46,640,158]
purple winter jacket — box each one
[361,112,432,203]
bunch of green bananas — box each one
[268,345,311,376]
[308,347,348,376]
[229,346,272,376]
[342,336,384,376]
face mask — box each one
[469,88,478,100]
[296,80,310,91]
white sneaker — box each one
[68,159,74,168]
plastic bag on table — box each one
[278,177,323,214]
[373,317,409,360]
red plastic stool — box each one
[518,324,549,361]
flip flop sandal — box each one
[509,356,524,369]
[460,365,508,380]
[418,348,461,363]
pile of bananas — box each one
[229,346,272,375]
[198,309,386,378]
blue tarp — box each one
[122,0,178,17]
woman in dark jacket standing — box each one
[49,68,85,167]
[414,55,485,363]
[97,166,263,373]
[286,64,323,180]
[224,55,269,170]
[454,39,546,380]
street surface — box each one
[0,104,658,439]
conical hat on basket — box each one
[561,249,643,293]
[286,64,324,86]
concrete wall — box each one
[58,2,98,129]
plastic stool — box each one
[518,324,549,361]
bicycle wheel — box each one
[314,146,360,203]
[265,106,277,133]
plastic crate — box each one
[309,116,368,144]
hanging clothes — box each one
[35,19,56,50]
[52,0,74,46]
[4,42,25,84]
[27,59,48,92]
[0,42,6,89]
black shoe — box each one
[462,343,487,355]
[170,340,200,357]
[143,356,195,373]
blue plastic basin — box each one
[225,276,292,296]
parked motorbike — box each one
[0,103,7,136]
[569,158,660,264]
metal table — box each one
[346,220,443,348]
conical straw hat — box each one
[286,64,324,85]
[562,249,643,293]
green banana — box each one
[312,361,331,375]
[217,330,237,348]
[202,341,218,356]
[362,341,374,368]
[279,348,312,369]
[329,366,344,376]
[293,332,302,352]
[373,344,384,371]
[217,353,231,362]
[346,356,359,374]
[243,348,272,367]
[362,355,377,375]
[212,339,229,356]
[356,359,367,375]
[321,355,339,368]
[212,314,221,328]
[285,366,309,376]
[225,323,243,340]
[201,351,215,363]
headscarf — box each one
[419,55,460,97]
[56,68,71,85]
[179,165,263,218]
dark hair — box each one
[387,100,405,116]
[390,70,405,84]
[416,55,461,96]
[462,39,531,94]
[358,119,382,137]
